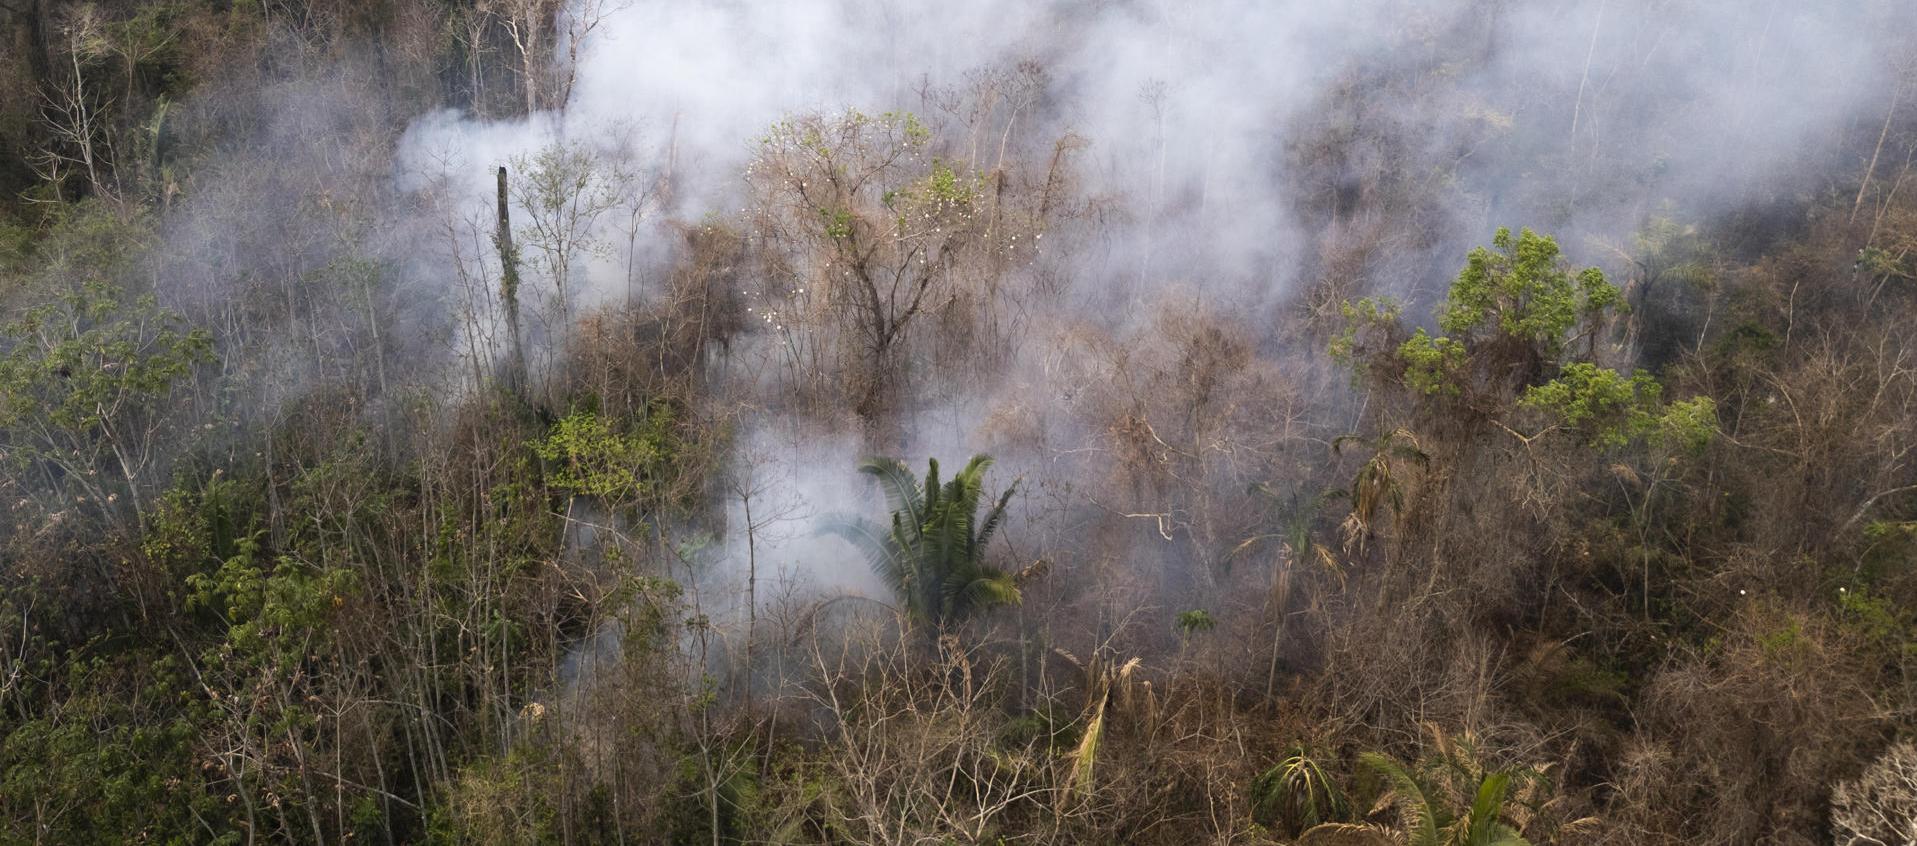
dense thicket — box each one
[2,2,1916,844]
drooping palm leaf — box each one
[819,516,916,615]
[954,571,1021,611]
[1066,694,1106,799]
[1361,752,1444,846]
[1252,744,1351,833]
[859,456,926,530]
[1331,428,1428,549]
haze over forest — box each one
[2,1,1917,843]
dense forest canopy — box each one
[2,0,1916,843]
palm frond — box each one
[1294,822,1397,845]
[1227,533,1283,562]
[1462,771,1515,846]
[1253,745,1351,833]
[859,456,926,529]
[956,454,995,488]
[953,569,1020,613]
[1066,695,1106,799]
[818,515,906,597]
[1389,443,1431,465]
[974,481,1017,552]
[1362,752,1443,846]
[1331,433,1369,454]
[922,457,942,515]
[948,465,984,517]
[1474,822,1531,846]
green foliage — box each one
[1518,364,1658,448]
[765,109,930,162]
[1856,245,1913,281]
[1251,744,1351,835]
[1519,363,1715,450]
[756,108,977,252]
[890,110,932,144]
[1835,585,1916,654]
[0,280,211,432]
[4,14,1913,842]
[530,403,679,501]
[1360,749,1532,846]
[1756,619,1810,663]
[1356,728,1600,846]
[819,206,855,239]
[137,472,256,610]
[1655,396,1718,452]
[1339,228,1623,401]
[1400,329,1468,396]
[184,538,357,662]
[1176,608,1217,635]
[0,207,212,532]
[888,159,981,209]
[0,650,236,845]
[1439,227,1619,355]
[1858,520,1917,593]
[826,455,1023,627]
[1328,296,1402,365]
[924,160,973,203]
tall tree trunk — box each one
[495,166,530,401]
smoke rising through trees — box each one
[2,0,1916,842]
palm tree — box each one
[1051,647,1147,804]
[827,455,1023,628]
[1330,427,1429,552]
[1359,752,1530,846]
[1233,485,1343,699]
[1251,743,1351,836]
[1289,726,1600,846]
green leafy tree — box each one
[0,648,235,844]
[509,139,630,325]
[1339,227,1622,403]
[0,213,212,530]
[529,404,680,503]
[827,455,1022,627]
[1334,227,1714,454]
[1518,362,1715,450]
[183,531,360,843]
[745,111,1003,426]
[1435,228,1619,356]
[1175,608,1217,635]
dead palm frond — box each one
[1331,427,1429,552]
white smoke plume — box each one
[385,0,1914,615]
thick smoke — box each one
[385,0,1913,620]
[403,0,1908,303]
